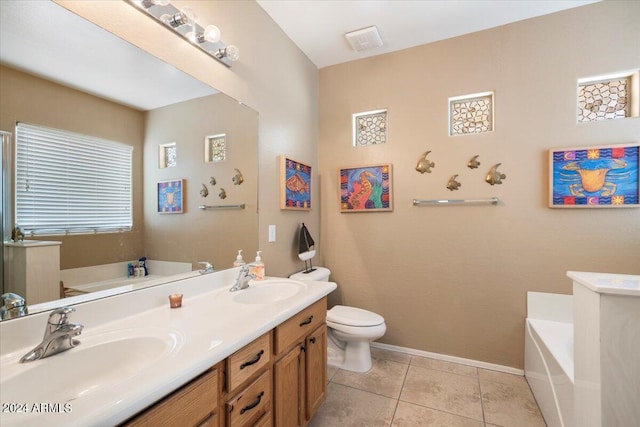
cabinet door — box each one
[305,325,327,421]
[274,344,303,427]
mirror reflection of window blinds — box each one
[15,122,133,235]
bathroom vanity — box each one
[0,268,336,427]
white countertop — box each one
[567,271,640,297]
[0,268,336,426]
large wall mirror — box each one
[0,1,258,317]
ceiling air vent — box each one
[345,26,384,52]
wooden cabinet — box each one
[273,298,328,427]
[304,325,327,419]
[123,367,220,427]
[225,370,272,427]
[123,298,328,427]
[274,343,303,427]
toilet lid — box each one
[327,305,384,327]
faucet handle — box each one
[198,261,214,274]
[48,306,75,326]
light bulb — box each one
[164,6,196,28]
[202,25,221,44]
[180,6,196,26]
[225,45,240,62]
[185,31,197,43]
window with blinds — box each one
[15,122,133,235]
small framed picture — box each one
[340,163,392,212]
[549,143,639,208]
[280,156,311,210]
[157,179,184,213]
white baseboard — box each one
[371,342,524,376]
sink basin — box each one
[0,327,184,405]
[232,279,306,304]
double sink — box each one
[0,277,310,426]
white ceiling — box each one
[0,1,216,111]
[256,0,600,68]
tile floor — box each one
[308,347,546,427]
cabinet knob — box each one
[309,337,316,344]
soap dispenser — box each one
[233,250,246,267]
[251,251,265,280]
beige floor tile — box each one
[478,368,529,389]
[481,380,546,427]
[308,382,397,427]
[400,365,483,421]
[327,365,339,382]
[391,401,484,427]
[372,347,412,364]
[331,358,409,399]
[411,356,478,378]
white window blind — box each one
[15,122,133,235]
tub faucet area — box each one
[20,307,83,363]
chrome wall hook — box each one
[219,188,227,199]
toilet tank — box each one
[290,267,331,282]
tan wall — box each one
[57,0,320,277]
[143,94,258,269]
[0,65,145,269]
[319,0,640,369]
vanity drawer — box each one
[226,370,272,427]
[253,411,272,427]
[274,297,326,355]
[124,368,218,427]
[227,332,271,393]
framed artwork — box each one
[158,179,184,213]
[340,164,393,212]
[280,156,312,210]
[549,143,639,208]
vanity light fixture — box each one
[215,45,240,62]
[128,0,239,67]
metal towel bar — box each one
[412,197,499,206]
[198,203,246,210]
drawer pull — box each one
[240,349,265,370]
[299,315,314,327]
[309,336,316,344]
[240,391,264,414]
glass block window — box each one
[352,109,387,146]
[205,133,226,163]
[578,76,630,122]
[449,92,493,136]
[159,142,177,168]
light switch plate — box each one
[268,225,276,242]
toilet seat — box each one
[327,305,384,327]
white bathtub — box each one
[525,292,574,427]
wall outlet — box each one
[268,225,276,242]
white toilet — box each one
[290,267,386,372]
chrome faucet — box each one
[230,264,256,292]
[20,307,83,363]
[1,293,28,320]
[198,261,214,275]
